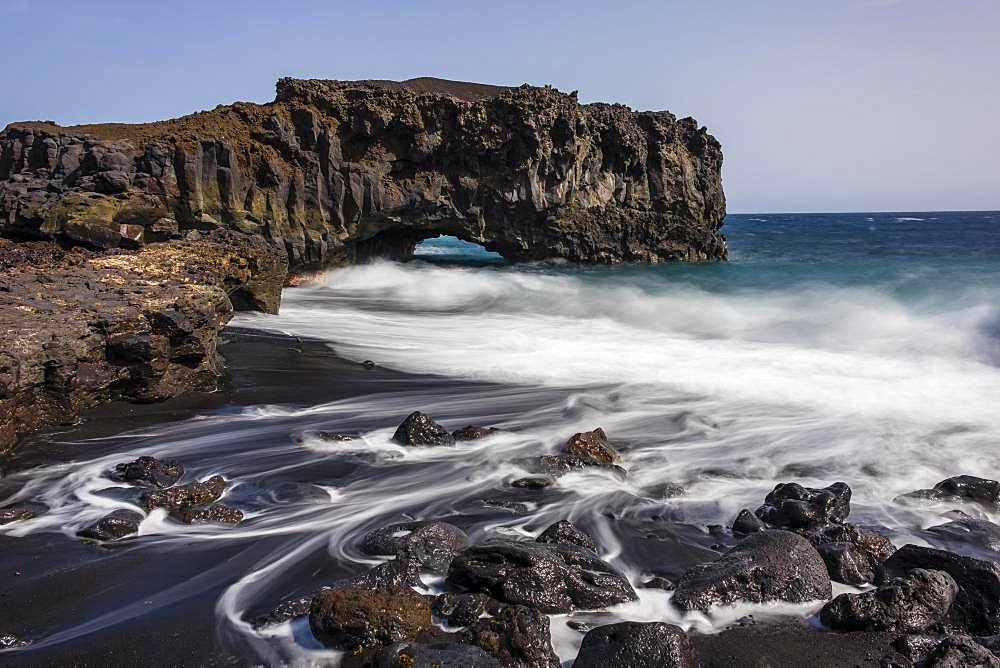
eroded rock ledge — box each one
[0,231,286,452]
[0,77,727,265]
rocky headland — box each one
[0,76,727,450]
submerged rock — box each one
[672,530,832,611]
[452,425,500,441]
[140,475,226,512]
[460,604,560,668]
[510,476,555,490]
[308,586,432,651]
[391,412,454,447]
[573,621,696,668]
[820,568,958,632]
[536,520,597,551]
[171,503,243,525]
[77,509,144,541]
[755,482,851,530]
[360,521,469,574]
[563,428,620,465]
[112,455,183,488]
[643,482,687,500]
[0,502,45,524]
[640,576,676,591]
[879,544,1000,635]
[315,431,362,442]
[447,538,636,613]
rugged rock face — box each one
[0,77,727,267]
[0,232,286,452]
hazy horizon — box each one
[4,0,997,213]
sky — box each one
[3,0,998,213]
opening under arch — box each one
[412,235,506,265]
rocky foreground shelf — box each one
[0,231,286,451]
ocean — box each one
[3,211,999,663]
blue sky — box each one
[4,0,997,213]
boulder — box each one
[808,524,895,585]
[308,586,432,651]
[536,520,597,551]
[879,544,1000,635]
[391,412,454,447]
[360,520,469,573]
[460,604,560,668]
[755,482,851,530]
[672,530,832,611]
[820,568,958,632]
[931,476,1000,508]
[563,428,620,465]
[113,455,183,488]
[77,509,144,541]
[447,539,636,613]
[452,425,499,441]
[573,622,696,668]
[140,475,226,511]
[925,518,1000,555]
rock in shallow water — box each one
[77,509,144,541]
[731,509,765,534]
[452,425,499,441]
[563,427,620,465]
[446,538,636,613]
[820,568,958,632]
[171,503,243,525]
[112,455,183,488]
[140,475,226,511]
[879,544,1000,635]
[808,523,896,586]
[432,592,493,627]
[535,520,597,551]
[360,521,469,574]
[573,621,696,668]
[0,503,45,524]
[308,586,432,651]
[755,481,851,530]
[344,640,502,668]
[391,412,455,447]
[672,530,832,611]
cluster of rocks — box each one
[73,455,244,542]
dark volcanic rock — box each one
[452,425,499,441]
[1,78,726,269]
[360,520,469,574]
[731,508,765,534]
[112,455,183,488]
[171,503,243,525]
[530,454,628,479]
[903,476,1000,511]
[879,544,1000,635]
[346,558,426,591]
[252,593,320,628]
[315,431,362,442]
[808,523,896,586]
[672,530,832,611]
[0,502,45,524]
[77,509,144,541]
[820,568,958,632]
[643,482,687,500]
[446,538,637,613]
[924,635,1000,667]
[460,604,560,668]
[0,233,286,452]
[140,475,226,512]
[536,520,597,551]
[510,476,555,490]
[348,640,502,668]
[563,427,620,465]
[755,481,852,530]
[391,412,454,447]
[573,621,696,668]
[925,518,1000,556]
[640,576,676,591]
[432,592,492,627]
[308,586,432,651]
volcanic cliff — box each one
[0,77,727,450]
[0,77,727,265]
